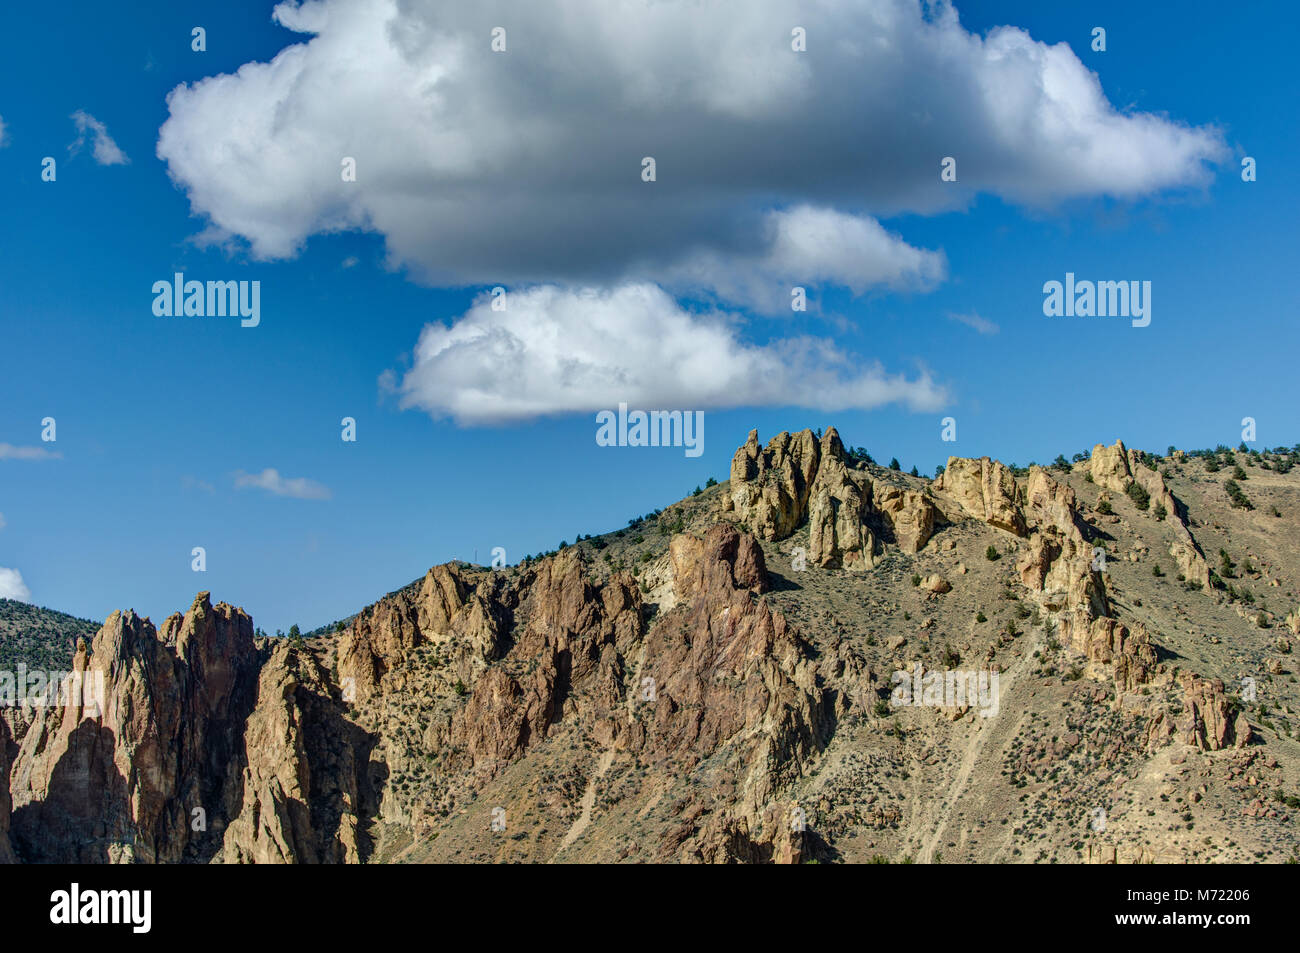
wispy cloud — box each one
[946,311,1000,335]
[0,114,9,149]
[0,443,61,461]
[234,468,331,500]
[70,110,129,165]
[0,567,31,602]
[181,474,215,493]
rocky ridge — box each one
[2,427,1298,864]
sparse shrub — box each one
[705,476,718,488]
[1125,481,1150,511]
[1225,479,1254,510]
[910,574,922,587]
[985,545,1001,562]
[1153,502,1167,521]
[976,611,987,623]
[1096,497,1112,515]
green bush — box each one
[1125,481,1150,511]
[1225,479,1254,510]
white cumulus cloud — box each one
[234,468,332,500]
[0,568,32,602]
[393,283,947,424]
[157,0,1224,294]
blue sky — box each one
[1,0,1296,633]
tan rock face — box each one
[1025,466,1086,546]
[807,429,878,567]
[221,643,373,864]
[1180,675,1249,751]
[1059,615,1157,693]
[874,485,936,555]
[8,593,259,863]
[726,426,932,565]
[725,428,820,541]
[1090,440,1134,493]
[934,456,1027,536]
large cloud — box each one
[157,0,1225,299]
[392,283,946,424]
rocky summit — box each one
[3,429,1299,864]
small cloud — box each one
[341,256,359,269]
[946,311,1000,335]
[181,474,215,493]
[0,443,61,461]
[69,110,129,165]
[234,468,331,500]
[0,567,31,602]
[0,114,8,149]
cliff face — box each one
[1,430,1297,864]
[7,595,260,862]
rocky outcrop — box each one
[1090,441,1210,586]
[647,526,827,852]
[445,552,644,776]
[338,564,506,706]
[1089,440,1135,493]
[726,428,820,541]
[806,430,877,568]
[1059,615,1158,693]
[1180,675,1251,751]
[219,643,374,863]
[874,485,936,555]
[8,593,260,863]
[1017,467,1108,619]
[934,456,1027,536]
[725,427,934,566]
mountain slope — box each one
[2,428,1298,864]
[0,599,94,672]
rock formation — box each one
[8,594,260,863]
[1180,675,1252,751]
[725,426,935,566]
[933,456,1027,536]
